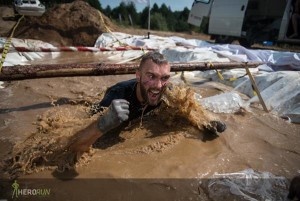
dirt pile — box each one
[0,7,16,36]
[13,0,116,46]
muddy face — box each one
[136,60,170,106]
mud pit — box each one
[0,71,300,200]
[1,83,217,178]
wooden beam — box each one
[0,62,263,81]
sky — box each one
[100,0,195,12]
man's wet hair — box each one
[139,51,169,70]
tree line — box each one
[1,0,194,32]
[102,1,192,32]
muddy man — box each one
[68,52,226,152]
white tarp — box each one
[205,169,289,201]
[95,33,300,70]
[0,37,59,66]
[168,36,300,71]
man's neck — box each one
[136,82,145,104]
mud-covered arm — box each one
[68,121,102,152]
[68,99,130,152]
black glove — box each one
[97,99,130,134]
[206,120,227,134]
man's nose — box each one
[153,78,163,88]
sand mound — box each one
[0,7,16,36]
[13,0,116,46]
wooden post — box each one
[244,62,269,112]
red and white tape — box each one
[0,46,155,53]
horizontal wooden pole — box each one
[0,62,263,81]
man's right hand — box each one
[97,99,130,134]
[68,99,129,152]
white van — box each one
[188,0,300,46]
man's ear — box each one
[136,70,140,82]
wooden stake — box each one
[244,63,269,112]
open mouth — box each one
[148,89,160,101]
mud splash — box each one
[161,84,216,130]
[1,104,97,178]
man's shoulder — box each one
[106,79,136,94]
[112,79,137,89]
[100,79,137,107]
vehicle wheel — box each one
[238,38,253,48]
[215,35,234,44]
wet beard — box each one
[140,81,163,106]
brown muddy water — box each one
[0,52,299,200]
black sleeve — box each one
[100,85,127,107]
[89,79,136,116]
[100,79,136,107]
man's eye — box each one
[148,75,154,79]
[161,76,170,82]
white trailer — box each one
[188,0,300,46]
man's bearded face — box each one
[137,60,170,106]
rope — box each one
[139,104,148,128]
[98,11,147,56]
[225,73,257,95]
[0,15,24,73]
[208,62,224,80]
[98,10,112,33]
[226,73,247,81]
[251,83,258,96]
[98,11,125,46]
[208,62,250,83]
